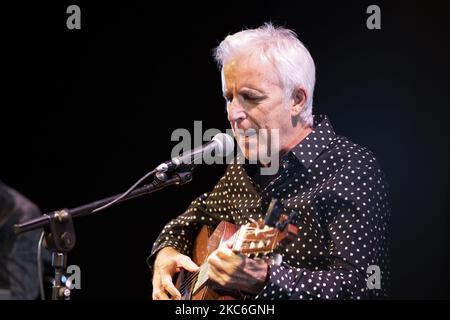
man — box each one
[0,181,42,299]
[149,23,390,300]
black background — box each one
[1,1,449,299]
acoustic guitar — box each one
[175,199,298,300]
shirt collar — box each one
[238,114,336,173]
[287,114,336,169]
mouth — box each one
[234,126,258,138]
[242,129,257,137]
[237,130,257,147]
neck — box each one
[279,125,313,157]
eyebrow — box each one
[240,86,266,94]
[223,86,266,97]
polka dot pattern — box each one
[149,115,390,300]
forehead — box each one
[222,53,280,90]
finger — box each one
[151,272,161,288]
[208,265,228,287]
[152,289,170,300]
[216,245,235,260]
[208,254,228,274]
[152,274,167,300]
[224,239,234,249]
[176,255,199,272]
[162,275,181,300]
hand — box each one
[152,247,199,300]
[207,241,269,295]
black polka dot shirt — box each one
[149,115,391,300]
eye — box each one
[224,94,233,104]
[242,93,258,100]
[242,92,264,102]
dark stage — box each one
[1,1,449,299]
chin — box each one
[240,145,264,164]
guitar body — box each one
[175,221,246,300]
[174,199,298,300]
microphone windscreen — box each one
[212,133,235,157]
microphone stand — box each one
[13,169,193,300]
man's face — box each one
[223,53,292,162]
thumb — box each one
[225,240,233,249]
[223,239,234,249]
[176,255,200,272]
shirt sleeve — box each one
[0,184,42,300]
[254,155,390,300]
[147,172,234,270]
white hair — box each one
[214,23,316,127]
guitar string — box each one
[178,231,240,294]
[178,217,280,296]
[178,226,275,295]
[178,270,200,293]
[178,225,272,293]
[179,273,200,295]
[178,266,202,293]
[178,234,233,294]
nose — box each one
[227,101,246,124]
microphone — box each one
[156,133,235,173]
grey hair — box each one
[214,23,316,127]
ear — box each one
[290,87,307,117]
